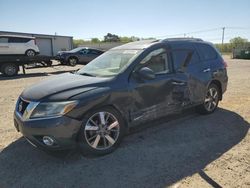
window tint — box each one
[89,50,100,55]
[139,48,169,74]
[0,37,8,43]
[172,50,188,70]
[80,49,89,54]
[172,50,200,70]
[196,43,217,60]
[8,37,31,43]
[170,43,199,70]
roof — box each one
[74,46,105,51]
[111,38,206,50]
[111,40,160,50]
[162,38,203,42]
[0,34,35,39]
[0,30,73,38]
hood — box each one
[21,73,111,101]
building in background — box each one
[0,31,73,56]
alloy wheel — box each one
[26,50,35,56]
[204,87,219,112]
[69,58,77,66]
[84,111,120,150]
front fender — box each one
[67,87,132,126]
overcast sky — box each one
[1,0,250,43]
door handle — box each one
[203,68,211,73]
[172,81,185,86]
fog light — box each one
[42,136,54,146]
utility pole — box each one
[222,27,225,45]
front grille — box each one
[17,98,29,115]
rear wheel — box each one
[67,57,78,66]
[78,107,126,156]
[1,63,19,77]
[196,84,220,114]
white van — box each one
[0,35,40,56]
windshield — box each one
[76,49,142,77]
[69,47,84,53]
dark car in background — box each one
[14,38,228,156]
[55,47,104,66]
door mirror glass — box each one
[136,67,155,80]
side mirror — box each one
[136,67,155,80]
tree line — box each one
[73,33,141,47]
[215,37,249,53]
[73,33,249,53]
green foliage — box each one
[215,37,249,53]
[91,38,101,43]
[74,34,140,47]
[104,33,120,42]
[73,39,85,48]
[120,36,140,43]
[141,37,157,40]
[215,43,232,53]
[120,36,133,43]
[229,37,248,48]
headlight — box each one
[29,101,78,119]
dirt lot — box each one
[0,57,249,188]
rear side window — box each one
[0,37,8,43]
[90,50,101,55]
[196,43,217,61]
[8,37,31,43]
[172,50,189,70]
[170,43,199,70]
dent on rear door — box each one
[190,64,213,104]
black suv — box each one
[56,47,104,66]
[14,38,228,156]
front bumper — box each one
[14,111,82,151]
[54,55,66,63]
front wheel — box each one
[67,57,78,66]
[78,107,126,156]
[196,84,220,114]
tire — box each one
[196,83,220,114]
[77,107,126,156]
[1,63,19,77]
[67,57,78,66]
[25,49,36,57]
[45,61,53,67]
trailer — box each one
[0,55,73,77]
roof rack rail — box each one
[162,38,203,42]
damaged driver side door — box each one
[129,47,191,125]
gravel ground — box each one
[0,57,249,188]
